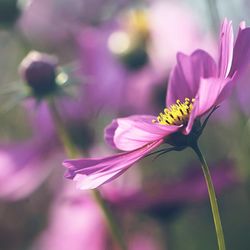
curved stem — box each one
[191,143,226,250]
[48,98,127,250]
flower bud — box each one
[19,51,58,97]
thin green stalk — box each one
[48,98,127,250]
[191,143,226,250]
[93,189,127,250]
[48,99,77,158]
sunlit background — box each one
[1,0,250,249]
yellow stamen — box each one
[152,98,195,125]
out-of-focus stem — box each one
[93,189,127,250]
[191,143,226,250]
[48,99,77,158]
[48,98,127,250]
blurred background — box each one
[1,0,250,249]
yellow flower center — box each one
[153,98,195,126]
[108,9,149,56]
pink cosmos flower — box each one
[63,19,250,190]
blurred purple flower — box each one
[108,161,239,212]
[76,25,126,114]
[76,25,162,115]
[0,134,58,201]
[18,0,74,47]
[34,160,239,250]
[18,0,132,48]
[33,182,163,250]
[147,1,217,75]
[75,3,217,115]
[33,188,106,250]
[64,19,250,190]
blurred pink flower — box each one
[34,187,106,250]
[64,19,250,190]
[18,0,132,48]
[33,180,161,250]
[108,161,239,212]
[0,138,57,200]
[76,25,126,114]
[129,233,162,250]
[75,2,217,115]
[147,1,217,75]
[18,0,74,47]
[35,160,238,250]
[0,97,96,200]
[76,24,162,115]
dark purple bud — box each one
[19,51,58,97]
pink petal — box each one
[197,76,231,115]
[184,76,233,134]
[105,115,179,151]
[167,50,217,106]
[184,103,199,135]
[63,139,163,190]
[104,119,118,149]
[196,77,226,115]
[218,19,234,78]
[229,25,250,77]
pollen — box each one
[153,98,195,126]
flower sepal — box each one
[165,119,202,148]
[165,106,218,149]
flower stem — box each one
[48,98,127,250]
[191,143,226,250]
[93,189,127,250]
[48,99,77,158]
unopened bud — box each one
[19,51,58,97]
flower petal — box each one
[229,24,250,77]
[184,76,234,134]
[167,50,217,106]
[218,19,234,78]
[104,119,118,149]
[196,77,226,114]
[63,139,163,190]
[105,115,179,151]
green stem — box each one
[191,143,226,250]
[48,99,77,158]
[93,189,127,250]
[48,98,127,250]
